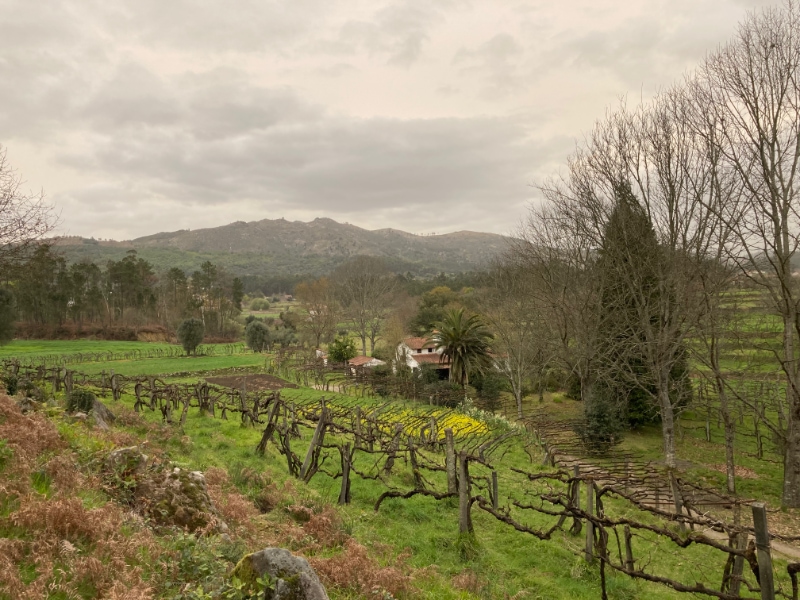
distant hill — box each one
[53,217,509,277]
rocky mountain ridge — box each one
[54,217,508,276]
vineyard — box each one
[3,349,799,600]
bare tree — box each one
[511,188,604,414]
[525,88,725,468]
[481,261,552,419]
[333,256,396,355]
[697,1,800,506]
[0,145,57,275]
[295,277,339,348]
[682,75,747,495]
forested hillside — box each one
[54,218,507,277]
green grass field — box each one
[2,330,798,598]
[0,340,175,359]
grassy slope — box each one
[1,339,779,599]
[2,334,797,598]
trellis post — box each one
[585,479,594,563]
[338,443,352,505]
[752,502,775,600]
[445,428,457,494]
[458,451,473,534]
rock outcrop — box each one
[135,466,218,531]
[232,547,329,600]
[103,448,222,532]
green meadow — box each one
[1,337,793,598]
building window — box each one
[428,348,433,352]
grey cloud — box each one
[55,105,567,237]
[321,1,442,66]
[78,63,179,129]
[454,33,525,96]
[90,0,330,54]
[541,0,778,89]
[3,0,776,242]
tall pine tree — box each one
[593,182,691,429]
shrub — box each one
[1,374,17,396]
[476,372,505,413]
[272,328,297,348]
[328,336,357,363]
[426,380,463,408]
[574,386,625,455]
[245,321,270,353]
[418,363,440,385]
[67,388,96,414]
[177,318,205,356]
[249,298,270,311]
[0,287,15,345]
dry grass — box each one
[452,568,486,595]
[311,539,416,599]
[0,393,162,599]
[0,393,62,467]
[204,466,260,530]
[0,390,432,600]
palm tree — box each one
[431,308,493,390]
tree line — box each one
[4,244,244,338]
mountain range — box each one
[54,217,509,277]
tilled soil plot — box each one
[205,374,297,391]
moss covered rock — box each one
[134,466,219,532]
[231,547,329,600]
[104,446,148,477]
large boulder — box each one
[104,446,148,477]
[91,399,116,430]
[134,466,218,532]
[232,548,329,600]
[103,448,223,532]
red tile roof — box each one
[403,336,435,350]
[348,355,384,367]
[412,353,451,366]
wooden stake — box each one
[752,502,775,600]
[458,451,473,534]
[570,465,582,535]
[491,470,499,510]
[585,479,594,563]
[408,436,423,489]
[624,525,634,572]
[300,405,327,481]
[338,443,351,505]
[354,406,362,449]
[670,472,685,531]
[445,428,457,494]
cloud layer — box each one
[0,0,776,239]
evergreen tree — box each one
[245,321,270,353]
[177,318,205,356]
[594,182,691,428]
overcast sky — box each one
[1,0,772,240]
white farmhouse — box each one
[396,336,451,378]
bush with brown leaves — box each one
[204,466,259,530]
[311,539,416,599]
[0,393,62,467]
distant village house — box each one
[396,336,450,379]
